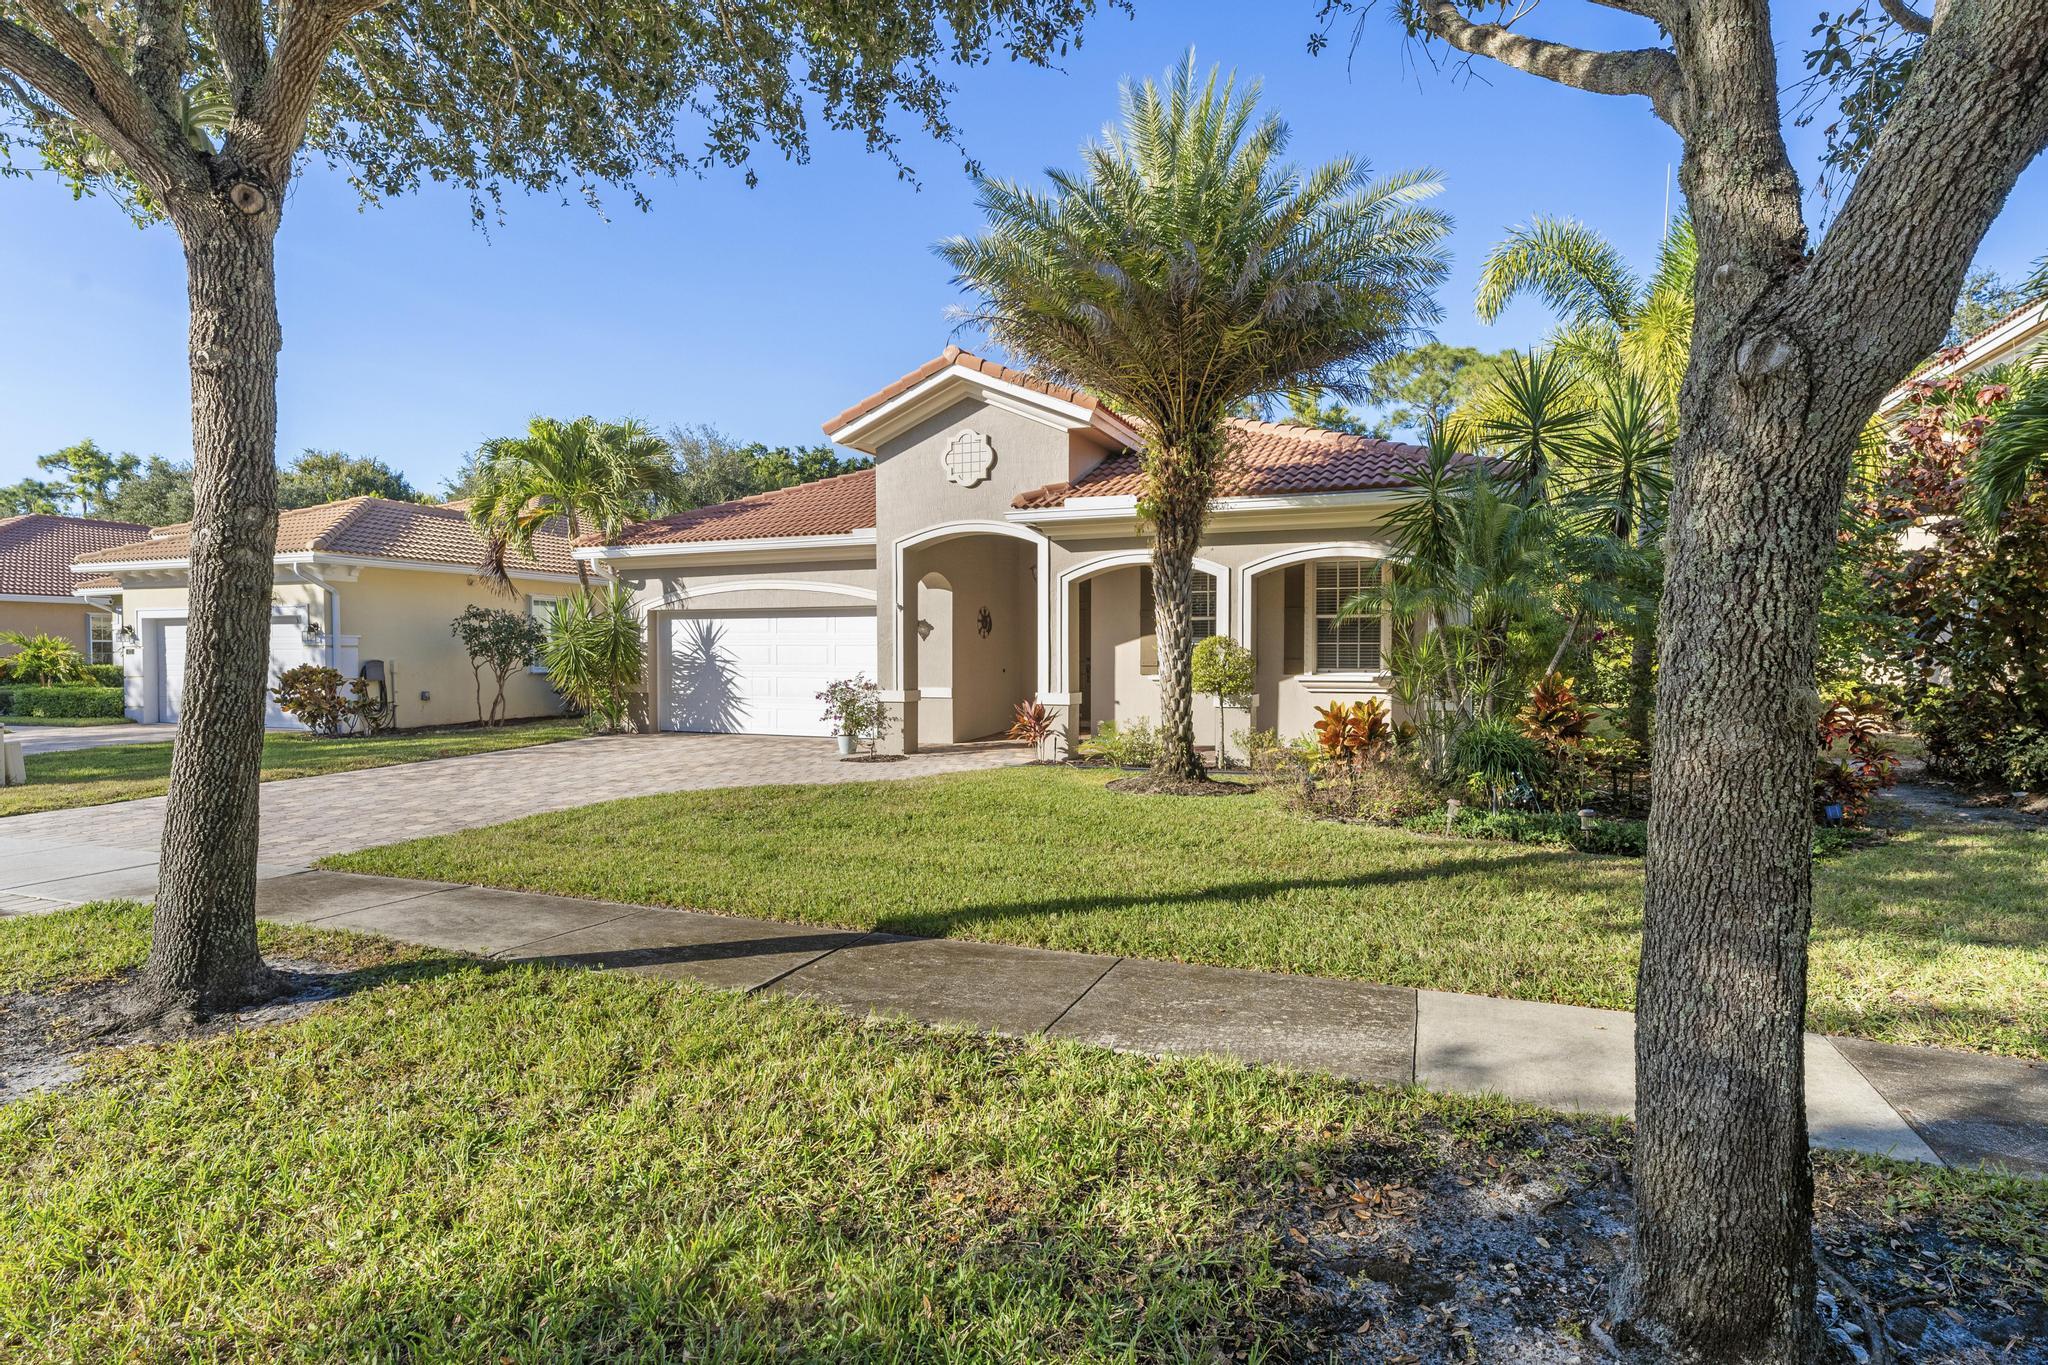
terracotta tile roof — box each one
[823,345,1106,436]
[71,496,577,577]
[0,514,150,597]
[1013,418,1451,509]
[596,468,876,548]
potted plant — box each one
[817,674,885,756]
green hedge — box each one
[0,685,126,718]
[84,663,124,688]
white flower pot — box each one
[837,733,857,757]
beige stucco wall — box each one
[106,568,572,729]
[341,566,569,729]
[1,599,110,657]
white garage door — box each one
[661,609,877,736]
[157,618,298,726]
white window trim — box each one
[1310,558,1389,677]
[87,613,116,666]
[528,594,567,672]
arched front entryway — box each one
[1056,551,1230,749]
[895,522,1046,746]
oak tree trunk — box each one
[141,201,284,1015]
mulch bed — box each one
[1270,1120,2046,1363]
[1104,774,1259,797]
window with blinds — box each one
[1313,559,1382,672]
[1138,567,1218,673]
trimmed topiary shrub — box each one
[84,663,124,688]
[0,684,125,718]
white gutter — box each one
[576,530,879,561]
[1007,488,1404,525]
[71,550,581,586]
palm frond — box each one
[1474,217,1640,334]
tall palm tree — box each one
[939,53,1451,783]
[1476,215,1696,414]
[467,417,674,592]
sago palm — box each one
[938,53,1451,783]
[468,416,674,592]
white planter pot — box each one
[837,733,856,757]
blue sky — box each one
[4,1,2044,494]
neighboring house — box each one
[581,346,1438,753]
[1879,297,2048,417]
[0,513,150,666]
[71,496,579,729]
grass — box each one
[0,717,586,818]
[0,901,1534,1360]
[326,766,2048,1059]
[5,902,2041,1362]
[0,715,130,728]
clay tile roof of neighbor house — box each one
[1012,418,1445,509]
[0,513,150,597]
[70,496,578,577]
[593,467,877,547]
[822,345,1104,435]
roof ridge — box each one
[304,494,383,552]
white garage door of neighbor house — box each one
[157,619,297,726]
[661,609,877,737]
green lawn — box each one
[5,902,2039,1361]
[0,715,130,728]
[0,902,1530,1360]
[0,718,586,818]
[326,767,2048,1059]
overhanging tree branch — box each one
[1418,0,1685,128]
[1586,0,1675,24]
[1877,0,1935,34]
[0,12,181,185]
[8,0,183,172]
[132,0,185,117]
[235,0,388,184]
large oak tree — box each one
[1,0,1114,1018]
[1322,0,2048,1357]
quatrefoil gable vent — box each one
[943,429,996,487]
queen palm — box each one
[467,417,674,592]
[939,54,1451,783]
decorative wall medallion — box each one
[944,429,997,487]
[977,607,993,638]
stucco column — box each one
[1039,692,1079,761]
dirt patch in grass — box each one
[1275,1121,2047,1363]
[6,958,366,1107]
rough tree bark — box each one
[1413,0,2048,1356]
[142,196,285,1014]
[1145,429,1226,784]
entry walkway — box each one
[10,855,2041,1176]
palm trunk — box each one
[1624,618,1655,746]
[1149,503,1205,782]
[142,207,283,1015]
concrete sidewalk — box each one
[8,850,2040,1176]
[3,722,181,755]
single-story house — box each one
[579,346,1434,754]
[71,496,579,729]
[0,513,151,666]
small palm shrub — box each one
[1455,716,1547,811]
[0,631,88,686]
[543,585,644,733]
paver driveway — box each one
[0,733,1026,869]
[3,722,182,755]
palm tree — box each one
[1476,215,1695,413]
[467,417,674,592]
[1968,344,2048,527]
[939,53,1451,783]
